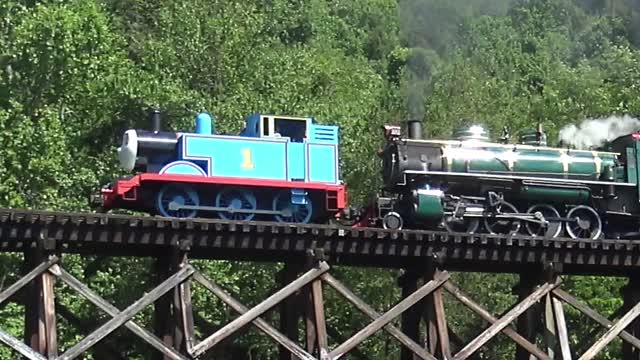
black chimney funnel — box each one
[150,108,161,133]
[407,119,423,139]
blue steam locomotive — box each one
[99,109,347,223]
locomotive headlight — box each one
[117,129,138,171]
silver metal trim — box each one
[402,170,636,187]
[401,138,621,156]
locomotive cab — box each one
[599,133,640,185]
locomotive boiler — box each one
[369,120,640,240]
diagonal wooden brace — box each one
[0,255,58,306]
[0,328,46,360]
[53,265,189,360]
[0,256,58,358]
[190,261,330,358]
[453,278,561,360]
[551,295,572,360]
[192,271,316,360]
[322,272,439,360]
[553,288,640,353]
[578,290,640,360]
[442,280,551,360]
[57,265,195,360]
[328,270,450,360]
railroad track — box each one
[1,207,640,274]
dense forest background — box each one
[1,0,640,358]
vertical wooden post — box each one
[515,270,539,360]
[432,274,451,359]
[41,269,57,358]
[421,266,451,359]
[544,293,557,358]
[304,284,316,355]
[419,266,439,357]
[23,250,40,353]
[279,262,301,360]
[304,252,328,359]
[174,251,195,355]
[23,240,57,358]
[153,246,194,359]
[304,276,328,358]
[622,275,640,360]
[398,270,421,360]
[153,253,176,360]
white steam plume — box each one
[558,115,640,149]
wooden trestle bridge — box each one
[2,208,640,359]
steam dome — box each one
[453,124,490,141]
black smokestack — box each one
[150,108,161,133]
[407,119,423,139]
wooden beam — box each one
[553,288,640,351]
[304,284,317,354]
[42,269,57,358]
[55,302,123,359]
[173,250,195,355]
[279,262,300,360]
[192,271,317,360]
[442,281,550,360]
[398,271,421,360]
[152,254,177,360]
[0,256,57,306]
[552,296,572,360]
[579,293,640,360]
[515,272,539,360]
[544,293,557,358]
[326,326,371,360]
[433,285,451,359]
[57,265,195,360]
[52,265,189,360]
[0,328,46,360]
[424,292,438,356]
[453,279,560,360]
[322,272,438,360]
[311,279,328,358]
[622,277,640,360]
[327,271,449,360]
[22,251,57,356]
[190,262,328,357]
[176,279,196,354]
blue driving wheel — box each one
[272,191,313,224]
[155,184,200,218]
[215,187,257,221]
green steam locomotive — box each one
[369,120,640,240]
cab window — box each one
[262,117,268,136]
[274,118,306,142]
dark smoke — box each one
[403,48,437,120]
[398,0,514,120]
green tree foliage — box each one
[0,0,639,358]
